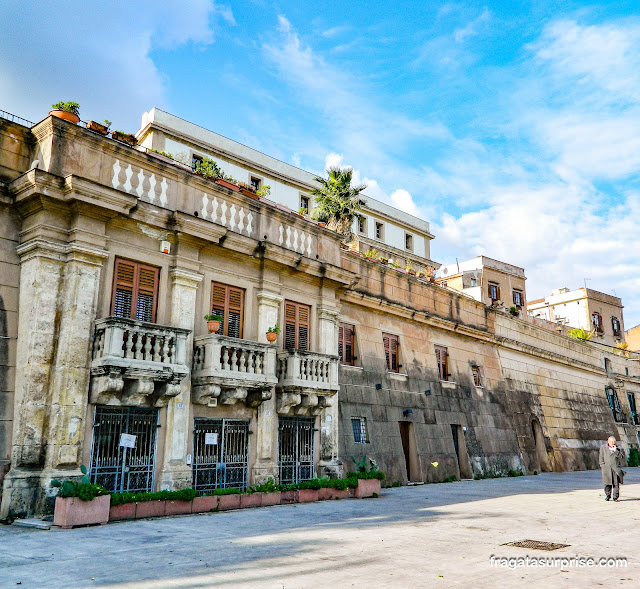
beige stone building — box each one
[528,287,625,347]
[1,110,639,518]
[627,324,640,351]
[436,256,527,313]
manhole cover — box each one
[502,540,570,551]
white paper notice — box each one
[119,433,136,448]
[205,432,218,445]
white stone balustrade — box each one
[277,350,339,393]
[90,317,191,406]
[191,335,278,407]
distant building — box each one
[527,287,625,347]
[626,324,640,351]
[436,256,527,312]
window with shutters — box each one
[488,283,500,302]
[513,290,524,307]
[611,316,621,338]
[382,333,399,372]
[338,323,355,365]
[111,258,160,323]
[471,365,482,387]
[375,222,384,240]
[592,312,603,333]
[210,282,245,338]
[435,345,448,381]
[284,301,310,351]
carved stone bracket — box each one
[192,384,273,408]
[277,391,333,416]
[192,384,221,407]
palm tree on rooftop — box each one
[311,166,367,244]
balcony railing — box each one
[277,350,339,392]
[191,334,278,406]
[90,317,191,406]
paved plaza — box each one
[1,469,639,588]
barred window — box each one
[351,417,368,444]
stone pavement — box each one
[1,469,639,589]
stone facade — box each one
[0,113,639,518]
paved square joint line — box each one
[501,540,571,551]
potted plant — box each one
[51,465,110,528]
[148,149,174,164]
[87,119,111,135]
[215,174,240,192]
[49,101,80,124]
[256,185,271,199]
[266,324,280,343]
[205,314,223,333]
[194,157,222,180]
[112,130,137,146]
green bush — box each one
[628,448,640,468]
[51,101,80,116]
[53,480,108,502]
[249,478,279,494]
[110,488,197,505]
[507,469,524,477]
[345,470,385,481]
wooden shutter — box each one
[211,282,245,338]
[339,323,355,365]
[383,333,399,372]
[435,346,448,381]
[111,258,159,323]
[284,301,310,351]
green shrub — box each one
[195,157,222,179]
[628,448,640,468]
[51,101,80,116]
[51,464,108,502]
[110,488,197,505]
[345,470,385,481]
[507,469,524,477]
[249,478,279,493]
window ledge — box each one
[388,372,408,380]
[341,364,363,370]
[441,381,457,389]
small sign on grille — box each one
[119,433,137,448]
[502,540,570,551]
[205,432,219,445]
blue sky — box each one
[2,1,640,327]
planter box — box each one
[240,493,263,509]
[280,490,297,504]
[297,489,318,503]
[135,500,166,519]
[53,494,110,529]
[148,151,174,164]
[318,488,349,501]
[215,178,240,191]
[109,502,136,521]
[87,120,109,135]
[112,131,137,146]
[354,478,381,498]
[191,495,219,513]
[165,500,193,516]
[239,187,258,198]
[261,492,281,506]
[217,494,241,511]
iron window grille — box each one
[351,417,368,444]
[606,387,624,423]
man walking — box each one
[599,436,626,501]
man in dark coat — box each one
[599,436,626,501]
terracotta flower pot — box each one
[87,120,109,135]
[266,332,277,343]
[49,110,80,124]
[215,178,240,191]
[207,320,221,333]
[112,131,137,146]
[53,494,110,528]
[148,151,174,164]
[239,187,258,198]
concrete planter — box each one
[135,500,167,518]
[109,502,136,521]
[261,492,281,506]
[240,493,263,509]
[217,494,241,511]
[354,478,381,498]
[297,489,318,503]
[53,495,110,529]
[318,488,349,501]
[280,490,297,504]
[192,495,219,513]
[317,487,333,501]
[165,500,193,516]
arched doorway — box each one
[532,418,551,472]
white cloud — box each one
[324,153,344,170]
[0,1,229,130]
[390,189,421,217]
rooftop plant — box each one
[51,101,80,116]
[195,157,222,180]
[568,327,593,341]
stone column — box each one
[253,291,282,483]
[159,268,202,490]
[317,306,341,477]
[39,244,108,499]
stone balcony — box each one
[276,350,340,416]
[90,317,191,406]
[191,335,278,407]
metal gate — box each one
[278,416,315,484]
[89,406,159,493]
[192,418,250,492]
